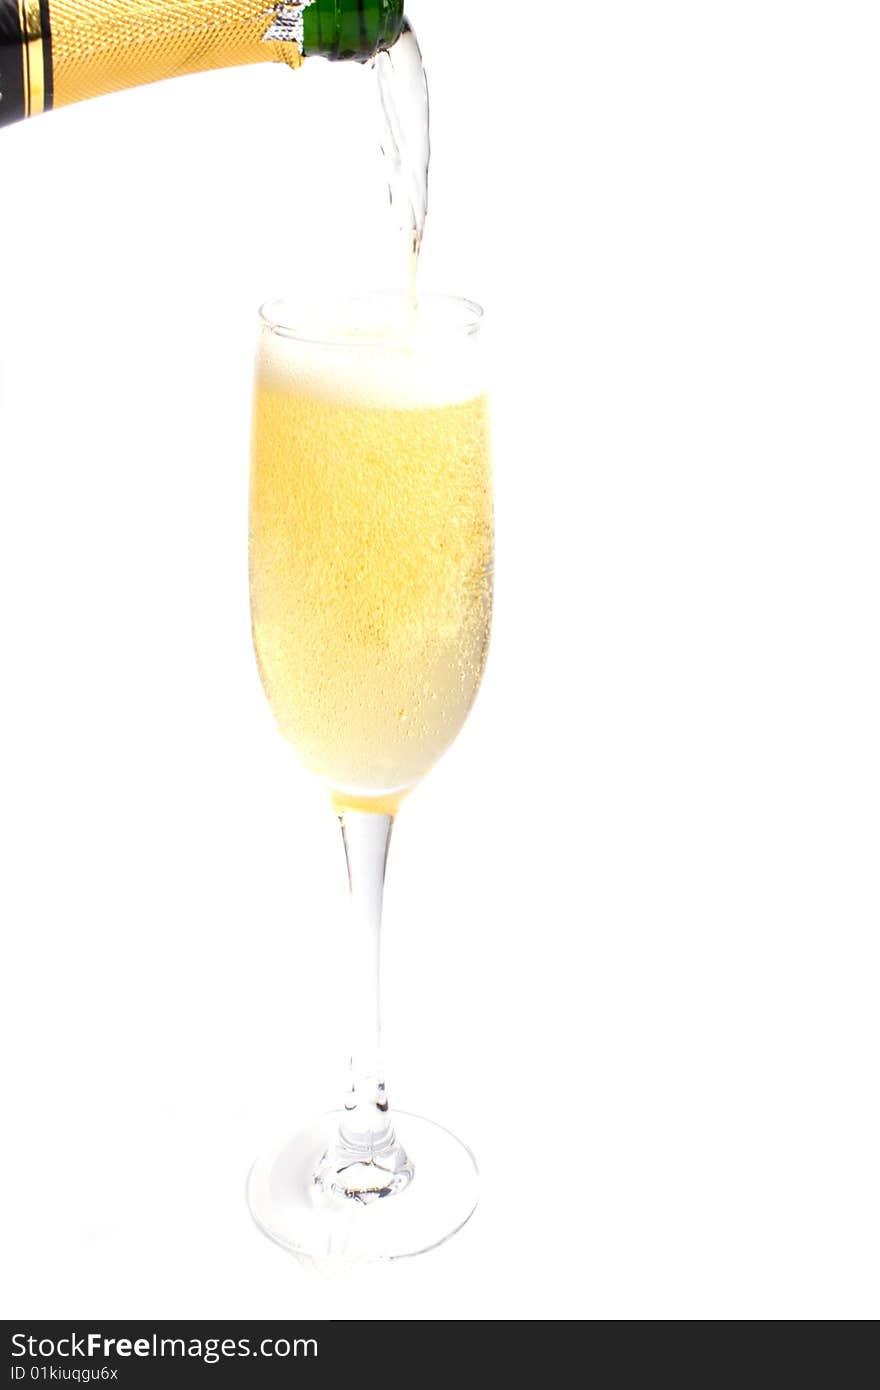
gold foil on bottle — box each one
[51,0,304,110]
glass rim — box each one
[258,291,484,349]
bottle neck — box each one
[305,0,404,61]
[0,0,405,126]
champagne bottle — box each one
[0,0,404,127]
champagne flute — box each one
[246,292,492,1260]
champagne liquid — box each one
[249,20,486,814]
[375,18,430,309]
[250,334,493,814]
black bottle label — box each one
[0,0,53,126]
[0,0,26,126]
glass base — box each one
[247,1111,478,1262]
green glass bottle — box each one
[0,0,405,128]
[305,1,405,62]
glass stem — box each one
[340,810,394,1146]
[314,810,414,1202]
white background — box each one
[1,2,878,1320]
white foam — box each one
[256,307,486,410]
